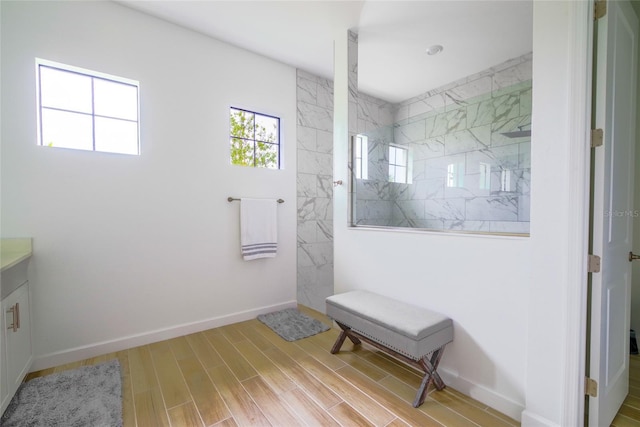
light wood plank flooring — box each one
[26,305,519,427]
[611,354,640,426]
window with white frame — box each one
[388,145,408,183]
[36,59,140,155]
[354,134,368,179]
[229,107,280,169]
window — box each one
[230,108,280,169]
[354,134,368,179]
[388,145,408,183]
[447,162,465,188]
[36,59,139,155]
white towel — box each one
[240,198,278,260]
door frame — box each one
[563,0,594,426]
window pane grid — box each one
[37,60,139,155]
[354,134,368,180]
[229,107,280,169]
[388,145,408,183]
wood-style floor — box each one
[26,305,519,427]
[612,354,640,426]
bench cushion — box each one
[326,290,453,359]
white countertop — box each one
[1,238,33,272]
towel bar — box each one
[227,197,284,204]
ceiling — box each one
[117,0,533,103]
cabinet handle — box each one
[15,302,20,330]
[6,305,17,332]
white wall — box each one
[0,1,297,369]
[334,2,586,424]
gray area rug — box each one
[1,359,122,427]
[258,308,330,341]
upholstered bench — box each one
[326,290,453,407]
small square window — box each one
[354,134,368,179]
[36,59,140,155]
[389,145,408,183]
[230,108,280,169]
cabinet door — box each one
[3,282,32,393]
[0,294,8,413]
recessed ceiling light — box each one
[426,45,444,56]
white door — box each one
[589,1,638,426]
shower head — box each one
[500,124,531,139]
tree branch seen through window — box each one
[230,108,280,169]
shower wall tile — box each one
[297,125,317,151]
[493,59,533,91]
[466,144,520,172]
[432,108,467,137]
[412,219,445,229]
[358,98,380,124]
[356,199,393,221]
[298,102,333,133]
[424,198,465,221]
[297,263,334,313]
[408,93,446,118]
[444,220,491,233]
[298,242,333,268]
[317,176,334,198]
[393,104,409,124]
[298,148,332,175]
[493,93,521,123]
[520,87,532,116]
[466,196,518,221]
[394,200,426,220]
[297,173,317,197]
[317,220,333,242]
[349,101,358,134]
[296,68,336,312]
[445,76,492,109]
[356,179,393,201]
[444,126,491,155]
[516,169,531,195]
[316,130,333,154]
[518,196,531,222]
[298,196,332,221]
[467,99,495,128]
[519,142,531,168]
[394,120,426,144]
[297,220,317,244]
[317,80,334,110]
[412,137,446,160]
[297,76,317,105]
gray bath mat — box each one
[258,308,330,341]
[1,359,122,427]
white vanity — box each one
[0,238,33,415]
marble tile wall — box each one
[296,30,358,312]
[296,69,334,312]
[354,53,532,234]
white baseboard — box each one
[520,409,559,427]
[30,300,298,372]
[439,367,525,422]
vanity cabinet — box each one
[1,282,32,412]
[0,238,33,416]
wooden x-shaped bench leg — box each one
[330,322,361,353]
[413,347,446,407]
[329,322,447,409]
